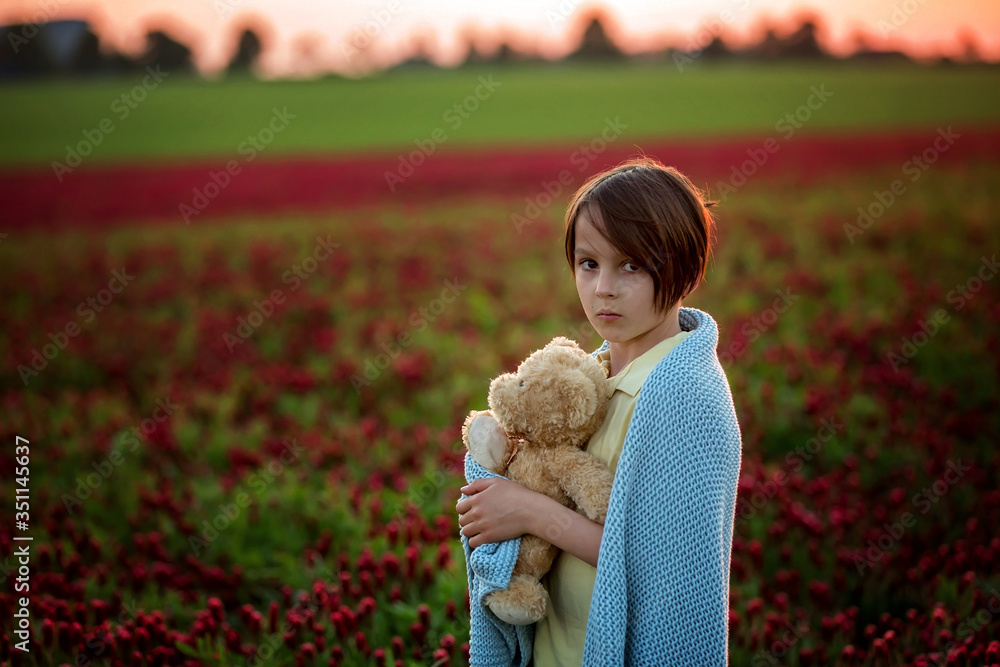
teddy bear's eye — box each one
[519,380,525,388]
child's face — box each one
[573,206,670,345]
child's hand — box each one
[456,477,541,548]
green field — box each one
[3,61,1000,167]
[3,55,1000,665]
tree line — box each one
[0,11,990,80]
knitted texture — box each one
[582,306,743,666]
[460,454,535,667]
[461,307,741,666]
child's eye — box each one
[623,262,642,272]
[578,259,597,270]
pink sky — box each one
[3,0,999,77]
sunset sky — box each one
[3,0,999,77]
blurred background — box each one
[1,0,999,665]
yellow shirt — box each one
[531,329,693,667]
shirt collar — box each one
[597,329,692,397]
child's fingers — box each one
[460,477,492,495]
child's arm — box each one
[458,477,604,568]
[526,492,604,568]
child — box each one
[457,156,743,666]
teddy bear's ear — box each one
[546,336,581,350]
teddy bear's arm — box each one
[547,448,616,524]
[462,410,512,475]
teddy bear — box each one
[461,336,616,625]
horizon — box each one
[2,0,999,78]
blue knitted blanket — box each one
[462,307,742,666]
[460,455,534,666]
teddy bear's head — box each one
[487,336,610,450]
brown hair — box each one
[563,156,717,315]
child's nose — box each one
[596,271,617,297]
